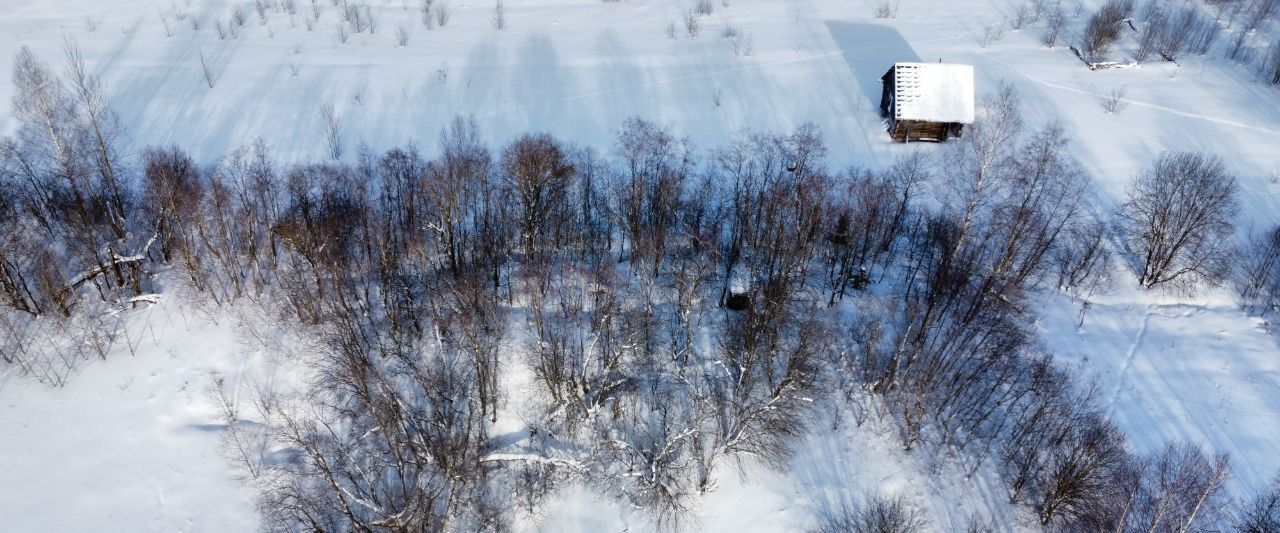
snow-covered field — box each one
[2,0,1280,530]
[0,295,1023,532]
[0,300,260,532]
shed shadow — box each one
[824,22,921,113]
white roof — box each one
[891,63,975,124]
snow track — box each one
[1026,75,1280,137]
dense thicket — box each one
[0,47,1264,532]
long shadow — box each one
[823,22,921,114]
[511,33,575,132]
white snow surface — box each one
[2,0,1280,531]
[0,300,264,532]
[891,62,976,123]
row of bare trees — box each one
[1075,0,1264,64]
[1,45,1275,531]
[1075,0,1280,89]
[0,43,139,319]
[0,43,153,383]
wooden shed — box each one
[880,62,975,142]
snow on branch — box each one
[479,452,586,471]
[67,232,158,289]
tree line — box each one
[2,46,1280,532]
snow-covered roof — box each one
[890,63,975,124]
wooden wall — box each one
[888,120,963,143]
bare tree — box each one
[875,1,899,19]
[492,0,505,30]
[611,117,691,278]
[1072,441,1231,532]
[1139,443,1231,532]
[696,306,830,488]
[396,23,410,46]
[1080,0,1133,61]
[198,140,282,299]
[1000,358,1088,504]
[823,169,902,304]
[501,133,574,260]
[321,103,342,160]
[6,47,145,307]
[1103,86,1128,113]
[1042,4,1069,47]
[435,0,451,27]
[420,0,436,28]
[141,146,202,271]
[978,21,1006,48]
[1118,152,1239,289]
[591,376,700,531]
[254,0,269,24]
[438,272,506,423]
[1054,219,1112,295]
[812,492,928,533]
[859,89,1098,463]
[1034,415,1129,526]
[63,38,128,238]
[956,511,998,533]
[1237,225,1280,314]
[12,61,1270,529]
[209,375,271,479]
[684,9,701,37]
[1246,0,1280,30]
[159,9,175,37]
[426,115,494,279]
[1137,5,1165,61]
[730,32,754,56]
[258,312,501,532]
[1139,2,1221,62]
[1236,475,1280,533]
[199,52,216,88]
[0,187,45,317]
[1263,41,1280,86]
[1009,3,1033,29]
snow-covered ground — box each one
[3,0,1280,530]
[1040,286,1280,503]
[532,409,1024,532]
[0,294,1024,532]
[0,299,262,532]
